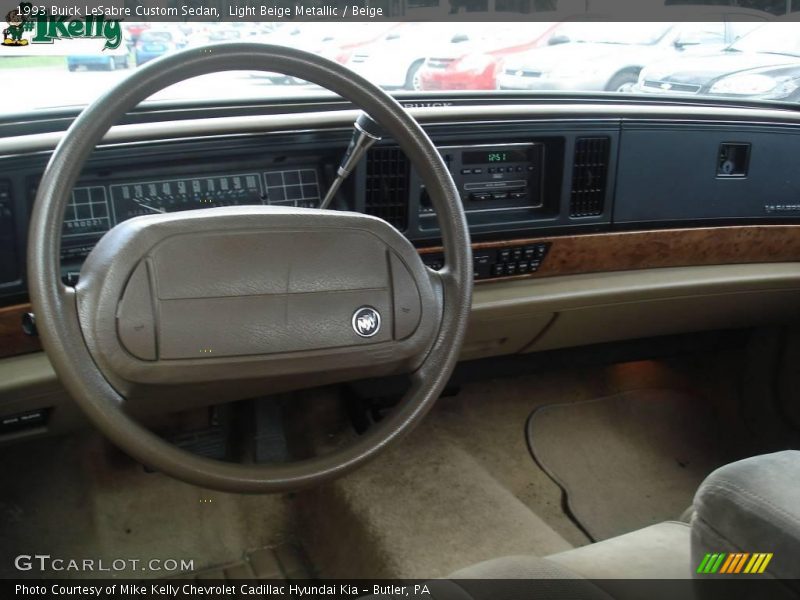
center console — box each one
[402,135,568,243]
[419,143,545,220]
[407,138,566,280]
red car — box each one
[328,23,403,65]
[419,22,562,91]
[123,22,150,45]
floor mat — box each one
[526,389,736,542]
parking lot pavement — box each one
[11,67,323,114]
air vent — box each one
[570,137,610,218]
[365,147,409,231]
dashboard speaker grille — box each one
[365,147,409,231]
[570,137,610,218]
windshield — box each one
[3,14,799,114]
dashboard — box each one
[5,97,800,440]
[3,104,800,293]
[4,99,800,359]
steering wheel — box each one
[27,44,472,493]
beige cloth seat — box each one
[448,522,692,600]
[443,451,800,600]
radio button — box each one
[472,168,483,174]
[525,244,548,259]
[461,168,473,175]
[498,248,511,262]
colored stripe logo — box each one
[697,552,773,574]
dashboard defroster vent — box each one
[365,147,409,231]
[570,137,610,218]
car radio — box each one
[419,143,544,217]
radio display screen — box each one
[463,148,529,165]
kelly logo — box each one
[2,2,122,50]
[697,552,773,575]
[2,4,28,45]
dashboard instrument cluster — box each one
[53,167,324,283]
[62,169,322,239]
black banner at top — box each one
[10,0,800,22]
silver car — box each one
[498,17,767,93]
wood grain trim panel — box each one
[0,303,40,359]
[418,225,800,282]
[3,225,800,359]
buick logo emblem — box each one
[352,306,381,338]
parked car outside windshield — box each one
[637,22,800,101]
[417,22,559,91]
[135,29,187,66]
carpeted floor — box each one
[527,389,740,541]
[297,421,572,579]
[427,356,750,547]
[430,371,605,547]
[295,354,752,577]
[0,352,752,580]
[0,435,295,579]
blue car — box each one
[135,30,186,67]
[67,53,129,71]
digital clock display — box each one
[463,148,528,165]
